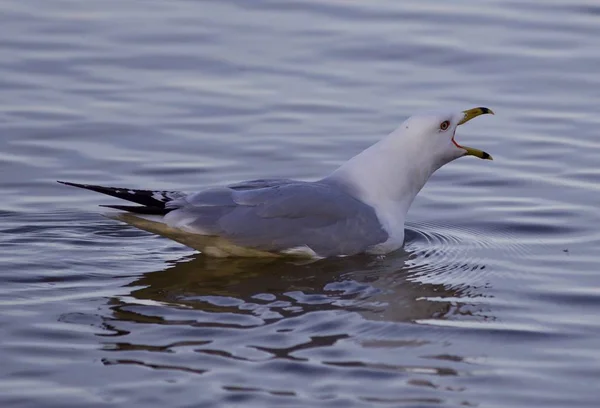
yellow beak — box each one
[456,107,494,160]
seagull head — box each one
[325,106,495,214]
[400,107,494,169]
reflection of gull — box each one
[110,251,488,325]
[101,252,490,405]
[60,107,493,258]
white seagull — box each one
[60,107,493,258]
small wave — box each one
[403,220,529,285]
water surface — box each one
[1,1,600,407]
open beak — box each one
[454,107,494,160]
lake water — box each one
[2,1,600,407]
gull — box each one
[59,107,493,258]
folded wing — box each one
[165,180,388,257]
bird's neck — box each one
[323,132,437,238]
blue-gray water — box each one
[1,1,600,407]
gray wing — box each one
[164,180,388,257]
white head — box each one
[396,107,494,171]
[326,107,494,232]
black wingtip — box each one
[57,180,179,210]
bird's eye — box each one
[440,120,450,131]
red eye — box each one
[440,120,450,131]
